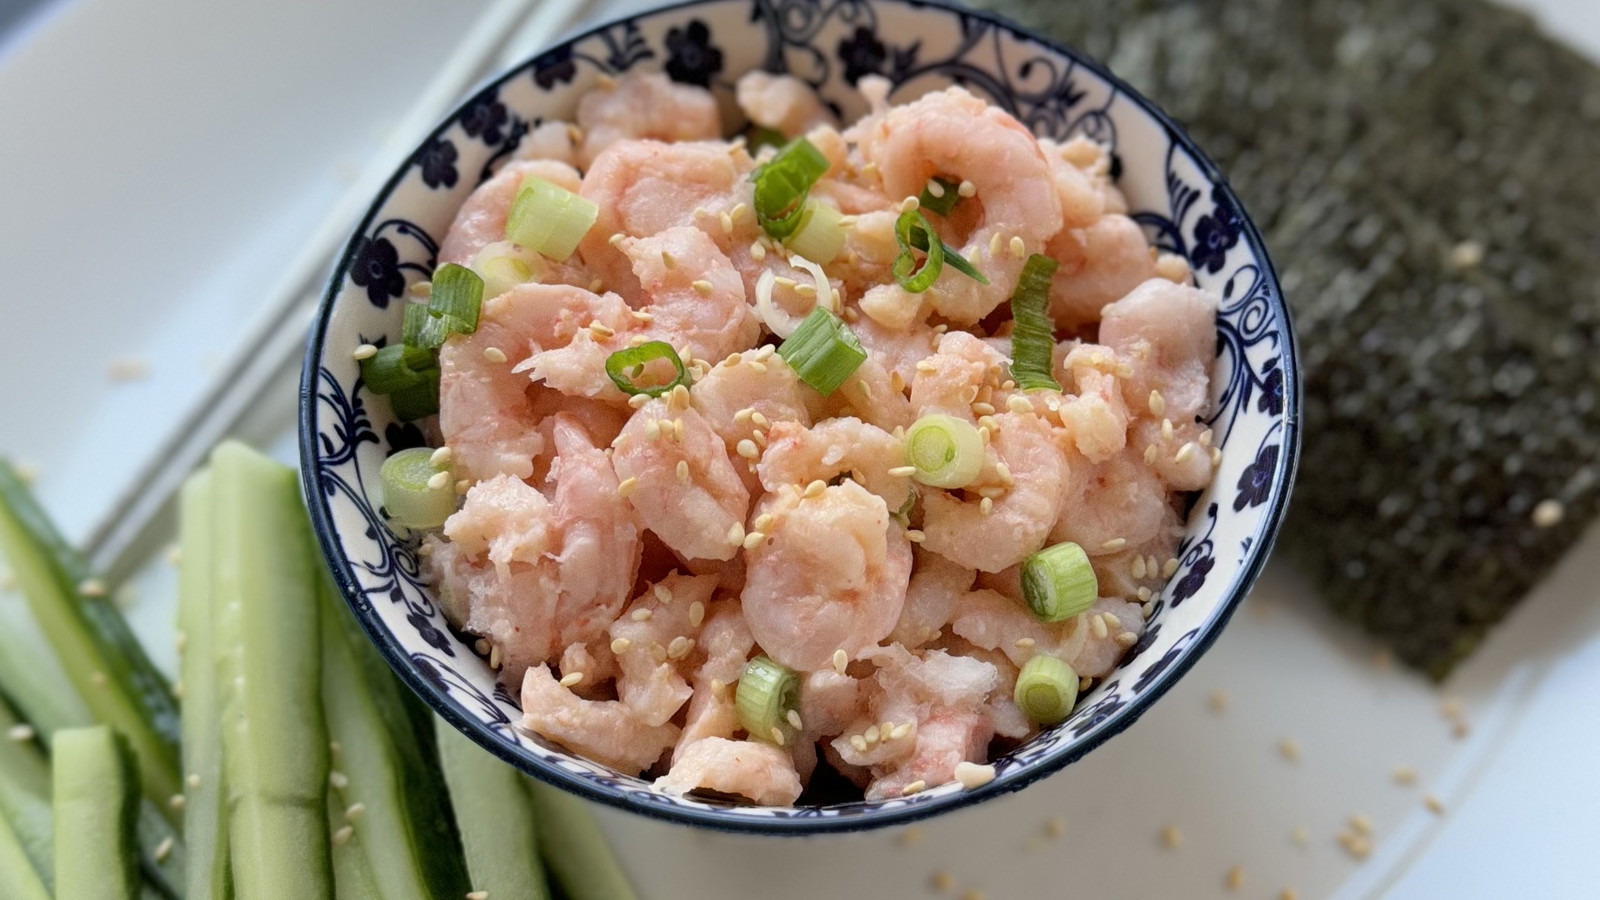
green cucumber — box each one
[176,470,229,900]
[436,718,551,900]
[52,725,140,900]
[526,780,639,900]
[0,695,51,889]
[0,813,50,900]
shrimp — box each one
[948,588,1063,668]
[690,349,813,449]
[821,358,914,433]
[558,638,617,699]
[856,86,1064,323]
[1036,137,1116,230]
[612,398,750,562]
[757,418,912,514]
[1047,214,1158,328]
[1056,343,1131,464]
[740,481,913,671]
[577,140,745,302]
[850,311,938,387]
[1099,278,1219,425]
[887,549,975,649]
[1070,599,1145,678]
[543,415,643,645]
[438,159,584,266]
[1131,418,1217,491]
[515,120,578,167]
[1049,446,1170,555]
[608,572,718,727]
[735,71,832,137]
[521,664,679,774]
[850,646,1000,800]
[621,226,761,364]
[921,412,1068,573]
[655,737,803,806]
[799,669,861,739]
[909,331,1008,421]
[575,73,721,168]
[676,598,755,753]
[937,636,1030,739]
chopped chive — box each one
[506,177,598,262]
[1014,655,1079,725]
[776,307,867,397]
[401,303,429,347]
[751,138,830,240]
[359,344,436,395]
[388,367,440,422]
[1020,542,1098,623]
[919,176,962,217]
[735,656,799,746]
[1008,253,1062,391]
[379,448,458,530]
[906,224,988,285]
[603,342,691,397]
[893,209,946,293]
[904,414,984,489]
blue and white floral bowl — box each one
[300,0,1300,833]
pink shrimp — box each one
[909,331,1008,421]
[612,397,750,562]
[887,549,975,649]
[1047,214,1158,328]
[608,572,717,727]
[438,159,583,266]
[735,71,832,136]
[856,86,1064,323]
[849,311,938,388]
[621,226,761,364]
[520,664,679,774]
[740,481,913,671]
[757,418,912,514]
[1049,446,1171,555]
[689,348,813,448]
[1071,599,1146,678]
[655,737,803,806]
[1099,278,1219,425]
[1056,343,1132,464]
[575,73,722,169]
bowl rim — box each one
[299,0,1302,834]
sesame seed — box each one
[589,278,605,293]
[692,279,715,296]
[786,709,803,730]
[7,724,35,742]
[971,401,996,416]
[900,196,920,213]
[924,179,946,198]
[1144,444,1158,465]
[727,522,746,545]
[748,361,768,374]
[660,250,676,269]
[1160,825,1183,849]
[734,407,755,423]
[1100,538,1127,552]
[901,780,927,796]
[1392,766,1418,786]
[1208,690,1229,713]
[957,179,977,198]
[906,529,926,543]
[627,393,651,409]
[737,439,760,459]
[91,671,107,687]
[978,415,999,431]
[751,241,767,261]
[916,360,938,373]
[931,870,955,892]
[332,826,354,848]
[1226,866,1244,891]
[803,480,827,498]
[610,637,633,654]
[1133,555,1148,579]
[889,370,906,393]
[186,773,200,788]
[408,280,432,297]
[1176,442,1197,464]
[352,343,378,361]
[618,476,638,498]
[155,835,175,862]
[751,411,770,428]
[742,530,766,550]
[467,893,489,900]
[557,671,584,689]
[426,471,451,491]
[688,601,705,628]
[78,578,107,597]
[589,322,615,338]
[1091,615,1109,640]
[1281,890,1299,900]
[731,203,748,222]
[676,460,690,483]
[890,723,912,740]
[1290,826,1309,846]
[1424,794,1445,814]
[830,648,849,674]
[1342,831,1377,857]
[631,608,653,622]
[988,232,1003,257]
[1210,447,1223,466]
[720,211,734,234]
[770,726,786,746]
[489,645,501,670]
[1161,418,1175,441]
[1532,498,1564,528]
[1279,738,1302,762]
[888,465,916,477]
[1350,813,1374,835]
[1044,817,1066,838]
[961,891,987,900]
[753,513,775,532]
[170,794,188,811]
[1162,557,1180,578]
[1009,236,1026,258]
[954,761,995,789]
[107,357,151,381]
[850,734,868,752]
[1007,395,1032,414]
[979,497,993,516]
[643,420,662,440]
[343,802,367,821]
[1079,675,1094,692]
[1115,631,1138,647]
[1148,389,1166,417]
[668,636,695,659]
[995,462,1014,486]
[1199,428,1214,447]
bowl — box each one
[300,0,1301,833]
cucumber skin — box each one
[436,717,551,900]
[52,725,141,900]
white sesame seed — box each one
[1144,444,1158,465]
[890,723,912,740]
[1226,866,1244,891]
[1532,499,1564,528]
[1160,825,1183,849]
[727,522,746,545]
[786,709,803,731]
[79,578,107,597]
[1006,395,1032,414]
[169,794,188,811]
[1091,615,1109,640]
[803,480,827,499]
[467,893,489,900]
[1290,825,1309,846]
[154,835,175,862]
[901,780,927,796]
[831,649,849,674]
[1424,794,1445,814]
[979,497,994,516]
[1350,813,1374,836]
[887,465,917,478]
[352,343,378,361]
[954,761,995,789]
[751,241,767,261]
[931,870,955,892]
[1162,557,1180,578]
[1100,538,1127,552]
[850,735,868,752]
[186,773,201,789]
[668,636,695,659]
[1114,631,1138,647]
[1393,766,1418,786]
[660,250,676,269]
[688,601,706,628]
[631,608,654,622]
[971,401,996,416]
[720,211,734,234]
[7,724,35,742]
[609,232,627,248]
[692,279,715,296]
[676,460,690,483]
[1133,556,1148,579]
[906,529,926,543]
[989,232,1003,257]
[1009,236,1026,259]
[770,726,786,746]
[1279,738,1302,762]
[736,439,760,459]
[610,637,632,654]
[1175,442,1197,464]
[995,462,1014,486]
[618,476,639,498]
[1148,390,1166,417]
[1199,428,1214,447]
[426,471,451,491]
[589,322,615,339]
[332,826,354,848]
[900,196,920,214]
[742,530,766,550]
[627,393,651,409]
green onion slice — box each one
[379,447,457,529]
[401,302,429,346]
[506,176,598,262]
[751,137,830,240]
[389,367,440,421]
[776,306,867,397]
[904,220,989,285]
[360,344,437,394]
[1008,253,1062,391]
[603,341,691,397]
[784,199,847,264]
[919,176,962,217]
[893,208,946,293]
[904,414,984,489]
[735,656,800,746]
[1020,542,1098,623]
[409,263,484,350]
[1014,655,1079,725]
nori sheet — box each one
[971,0,1600,677]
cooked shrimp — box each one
[1056,343,1131,464]
[690,349,812,449]
[1047,214,1157,328]
[515,120,578,167]
[521,664,679,774]
[822,358,914,433]
[850,311,938,387]
[856,646,999,799]
[1035,137,1106,231]
[558,638,617,699]
[577,140,745,301]
[655,737,803,806]
[735,71,832,137]
[543,415,643,646]
[575,73,721,168]
[608,572,717,727]
[612,398,750,562]
[948,588,1060,668]
[1049,446,1170,555]
[799,669,861,738]
[910,331,1007,421]
[757,418,912,513]
[1070,598,1145,678]
[857,86,1064,323]
[1131,418,1217,491]
[676,598,755,752]
[622,226,761,363]
[740,481,913,671]
[937,636,1030,739]
[1099,278,1219,424]
[921,412,1068,573]
[438,159,584,266]
[888,549,975,649]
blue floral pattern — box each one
[302,0,1299,834]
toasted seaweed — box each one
[975,0,1600,677]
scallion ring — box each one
[360,343,438,395]
[379,447,457,529]
[776,306,867,397]
[784,200,847,264]
[505,176,598,262]
[1020,542,1098,623]
[751,137,830,240]
[904,222,989,285]
[1008,253,1063,391]
[893,208,946,293]
[736,655,800,745]
[1014,655,1079,725]
[410,262,484,350]
[603,341,692,397]
[904,414,984,489]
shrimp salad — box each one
[396,71,1221,806]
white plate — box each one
[2,0,1595,896]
